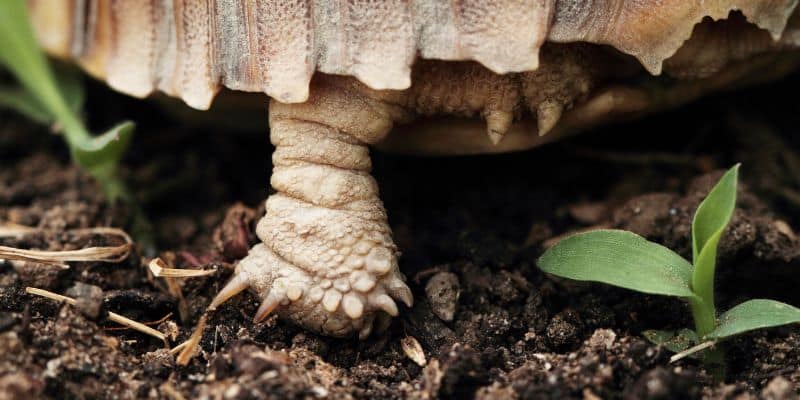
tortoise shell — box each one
[27,0,800,111]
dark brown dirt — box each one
[2,75,800,399]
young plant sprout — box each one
[0,0,134,201]
[0,0,152,248]
[538,165,800,372]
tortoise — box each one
[25,0,800,340]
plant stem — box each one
[690,296,726,379]
[689,297,716,338]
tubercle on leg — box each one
[223,78,413,338]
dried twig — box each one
[669,340,717,363]
[0,223,38,238]
[169,340,189,356]
[0,226,133,268]
[148,258,216,278]
[102,312,173,332]
[25,287,167,343]
[176,313,208,365]
[148,257,214,323]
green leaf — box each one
[73,121,135,172]
[537,230,696,298]
[52,64,87,114]
[692,165,739,263]
[705,299,800,340]
[0,64,85,124]
[0,0,84,138]
[643,328,699,353]
[690,165,739,335]
[0,86,51,123]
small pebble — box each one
[66,282,104,320]
[425,272,460,322]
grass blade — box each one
[705,299,800,340]
[690,165,739,335]
[538,230,695,298]
[692,165,739,263]
[0,86,51,123]
[0,0,86,139]
[0,0,135,200]
[0,63,87,124]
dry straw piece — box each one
[0,223,38,238]
[175,313,208,365]
[148,258,217,278]
[25,287,167,343]
[0,225,133,269]
[669,340,718,363]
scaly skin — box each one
[205,44,800,337]
[211,78,413,338]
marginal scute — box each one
[314,0,415,90]
[78,0,113,80]
[172,0,218,109]
[664,11,800,79]
[106,0,158,97]
[412,0,555,74]
[27,0,74,59]
[548,0,799,74]
[253,0,314,103]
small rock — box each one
[142,349,175,378]
[401,336,427,367]
[761,376,795,400]
[425,272,460,322]
[66,282,104,320]
[588,329,616,350]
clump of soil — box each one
[2,75,800,399]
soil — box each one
[2,74,800,399]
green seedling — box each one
[0,0,133,200]
[0,0,153,249]
[538,164,800,374]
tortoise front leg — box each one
[212,78,413,339]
